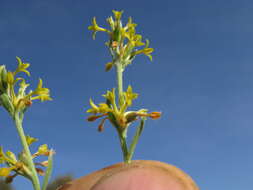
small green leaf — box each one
[127,119,145,162]
[41,150,54,190]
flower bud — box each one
[0,65,8,93]
[0,94,14,114]
[6,72,14,85]
[98,123,104,132]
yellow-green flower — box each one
[28,79,52,102]
[0,147,26,180]
[131,39,154,61]
[88,17,108,39]
[14,57,30,76]
[86,99,113,114]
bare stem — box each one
[115,60,130,163]
[116,60,124,107]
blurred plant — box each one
[0,57,54,190]
[0,174,73,190]
[46,174,73,190]
[87,10,161,163]
[0,178,14,190]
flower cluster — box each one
[87,86,161,132]
[88,10,154,71]
[0,57,51,115]
[0,136,53,183]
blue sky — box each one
[1,0,253,189]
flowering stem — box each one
[13,111,41,190]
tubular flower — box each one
[88,10,154,71]
[88,17,109,40]
[0,57,52,114]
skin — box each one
[57,160,199,190]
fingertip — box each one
[91,167,185,190]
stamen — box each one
[149,112,162,119]
[87,113,107,122]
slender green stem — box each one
[13,112,41,190]
[115,59,130,163]
[117,130,128,162]
[116,60,124,107]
